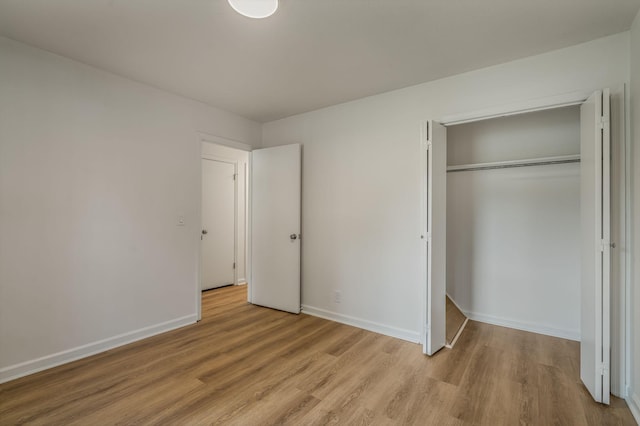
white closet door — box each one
[580,89,611,404]
[201,159,236,290]
[422,121,447,356]
[251,144,301,314]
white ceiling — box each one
[1,0,639,122]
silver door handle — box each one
[290,234,297,240]
[202,229,208,235]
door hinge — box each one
[422,121,432,146]
[233,174,237,180]
[600,239,612,252]
[599,363,608,376]
[597,117,608,130]
[233,262,236,269]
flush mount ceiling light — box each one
[228,0,278,19]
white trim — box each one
[233,160,239,286]
[0,314,197,384]
[244,160,250,292]
[445,318,469,349]
[463,310,580,341]
[301,305,420,343]
[623,81,632,403]
[198,131,253,152]
[440,91,589,126]
[247,151,253,303]
[626,392,640,424]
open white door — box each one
[580,89,611,404]
[421,121,447,355]
[251,144,301,314]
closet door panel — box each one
[422,120,447,356]
[580,89,611,405]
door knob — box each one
[202,229,208,235]
[290,234,297,240]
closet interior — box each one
[444,105,582,343]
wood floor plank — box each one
[0,285,635,425]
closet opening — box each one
[445,105,582,347]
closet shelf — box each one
[446,154,580,173]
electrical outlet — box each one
[333,290,341,304]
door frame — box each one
[425,86,629,398]
[197,133,252,321]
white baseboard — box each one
[301,305,420,343]
[627,392,640,424]
[0,314,197,384]
[237,279,247,285]
[464,310,580,341]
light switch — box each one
[177,216,185,226]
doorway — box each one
[197,137,302,322]
[200,138,250,296]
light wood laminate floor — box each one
[446,296,467,345]
[0,285,635,425]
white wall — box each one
[0,36,261,382]
[262,33,630,342]
[629,8,640,422]
[201,142,250,284]
[447,106,581,166]
[446,107,581,340]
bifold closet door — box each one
[421,121,447,356]
[251,144,301,314]
[580,89,611,404]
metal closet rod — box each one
[446,154,581,173]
